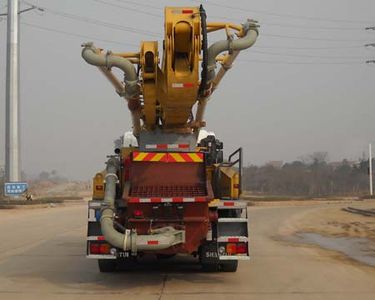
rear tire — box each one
[98,259,117,272]
[220,260,238,272]
[156,254,176,260]
[201,262,220,272]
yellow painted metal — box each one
[157,7,202,128]
[208,198,221,207]
[111,52,140,58]
[217,166,240,199]
[140,41,159,129]
[85,7,255,135]
[121,147,137,160]
[232,172,240,199]
[92,172,105,200]
[206,22,244,35]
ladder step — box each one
[218,218,248,223]
[210,199,248,209]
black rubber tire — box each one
[156,254,176,260]
[201,263,220,272]
[220,260,238,272]
[98,259,117,272]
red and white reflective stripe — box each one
[172,82,195,88]
[145,144,190,150]
[217,200,247,208]
[87,236,105,241]
[172,9,194,14]
[128,197,206,203]
[217,236,248,243]
[147,240,159,245]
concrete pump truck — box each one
[81,5,258,272]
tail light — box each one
[133,209,143,218]
[90,243,100,254]
[226,243,237,255]
[90,242,111,254]
[99,243,111,254]
[236,243,248,254]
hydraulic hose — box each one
[198,4,208,98]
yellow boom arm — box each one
[81,6,259,137]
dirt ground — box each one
[278,199,375,242]
[29,181,91,198]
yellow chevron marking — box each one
[133,152,148,161]
[188,153,203,162]
[151,153,165,162]
[170,153,185,162]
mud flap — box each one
[199,241,219,265]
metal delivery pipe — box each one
[206,20,258,82]
[195,21,258,135]
[99,157,125,249]
[100,158,185,252]
[81,43,142,136]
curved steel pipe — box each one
[81,43,142,136]
[206,20,258,82]
[100,157,185,252]
[194,21,258,136]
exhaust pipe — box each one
[100,157,185,253]
[81,43,142,136]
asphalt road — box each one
[0,203,374,300]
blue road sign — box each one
[4,182,28,196]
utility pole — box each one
[370,144,373,196]
[3,1,44,184]
[5,0,20,182]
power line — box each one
[21,23,372,62]
[114,0,161,11]
[100,1,372,43]
[197,0,375,25]
[107,1,369,32]
[208,14,365,31]
[92,0,162,18]
[249,49,371,60]
[95,1,368,31]
[238,58,364,65]
[79,0,372,45]
[254,45,364,50]
[22,22,138,47]
[25,2,162,38]
[261,33,370,43]
[259,21,364,31]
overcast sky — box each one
[1,0,375,180]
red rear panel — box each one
[123,152,213,254]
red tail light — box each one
[133,209,143,218]
[236,243,248,254]
[90,243,112,254]
[90,243,100,254]
[226,243,237,255]
[99,243,111,254]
